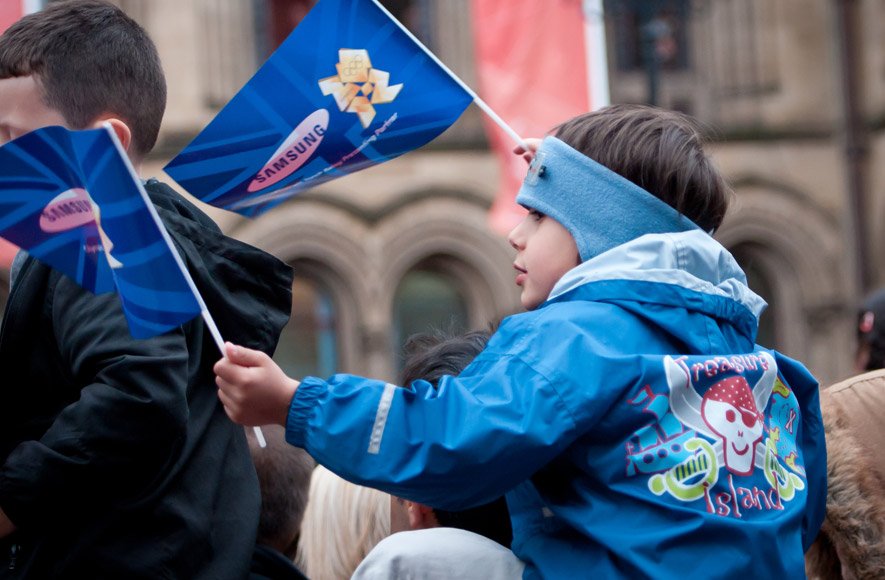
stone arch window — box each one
[392,255,470,367]
[196,0,261,108]
[730,242,779,348]
[706,0,781,99]
[716,180,848,378]
[274,259,340,380]
[607,0,692,73]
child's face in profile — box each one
[508,208,580,310]
[0,75,68,145]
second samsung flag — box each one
[0,125,202,339]
[165,0,474,216]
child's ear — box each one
[87,117,132,153]
[406,502,440,530]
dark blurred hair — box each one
[857,288,885,371]
[554,104,731,233]
[247,424,316,559]
[0,0,166,159]
[400,329,492,387]
[399,329,514,548]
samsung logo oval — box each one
[40,188,95,233]
[247,109,329,193]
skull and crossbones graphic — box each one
[664,354,777,476]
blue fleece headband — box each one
[516,136,700,262]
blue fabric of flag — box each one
[0,126,202,338]
[164,0,473,216]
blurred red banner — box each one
[472,0,608,234]
[0,1,25,36]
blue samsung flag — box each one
[164,0,474,216]
[0,125,203,339]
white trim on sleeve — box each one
[368,383,396,455]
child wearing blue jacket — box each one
[216,105,826,579]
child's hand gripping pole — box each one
[513,138,543,164]
[203,329,267,447]
[214,343,301,431]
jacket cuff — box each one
[285,377,326,449]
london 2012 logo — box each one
[318,49,403,128]
[245,49,402,195]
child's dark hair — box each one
[554,104,731,233]
[399,329,514,548]
[247,425,316,559]
[400,329,493,388]
[0,0,166,159]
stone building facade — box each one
[8,0,885,385]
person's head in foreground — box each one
[0,0,166,166]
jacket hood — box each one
[146,181,293,354]
[547,230,766,346]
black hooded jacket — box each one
[0,181,293,579]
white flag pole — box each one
[103,123,267,448]
[22,0,42,15]
[583,0,611,110]
[369,0,528,150]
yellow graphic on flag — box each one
[318,49,403,128]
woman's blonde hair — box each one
[296,465,390,579]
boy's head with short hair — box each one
[393,329,514,548]
[509,104,732,310]
[0,0,166,161]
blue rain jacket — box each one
[286,230,826,579]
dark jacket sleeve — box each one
[0,273,190,527]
